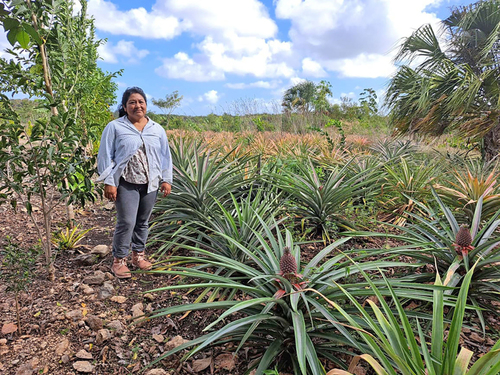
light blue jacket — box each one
[97,116,173,193]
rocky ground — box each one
[0,199,238,375]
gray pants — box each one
[112,178,157,258]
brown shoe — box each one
[132,251,152,270]
[112,257,131,279]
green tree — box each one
[282,80,332,114]
[152,90,183,127]
[385,0,500,161]
[359,88,378,115]
[282,80,316,113]
[152,90,183,116]
[0,0,118,280]
[313,80,333,113]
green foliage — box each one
[52,225,93,251]
[282,80,335,115]
[385,0,500,161]
[325,119,345,148]
[253,116,275,132]
[152,90,183,115]
[10,99,49,126]
[0,0,117,278]
[378,157,437,226]
[350,189,500,324]
[0,100,101,273]
[359,88,378,115]
[146,226,422,375]
[0,237,41,294]
[435,162,500,221]
[269,159,379,240]
[149,139,256,256]
[370,139,416,162]
[0,236,41,335]
[0,0,119,143]
[282,80,319,114]
[328,266,500,375]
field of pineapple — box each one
[2,126,500,375]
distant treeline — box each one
[9,98,389,135]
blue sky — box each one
[1,0,474,116]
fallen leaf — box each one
[33,311,41,317]
[2,323,18,335]
[215,353,236,371]
[192,357,212,372]
[470,332,485,343]
[82,303,88,317]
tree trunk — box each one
[483,120,500,163]
[15,293,22,336]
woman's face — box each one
[125,93,147,122]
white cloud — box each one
[87,0,454,90]
[275,0,445,79]
[288,77,307,87]
[196,35,294,79]
[87,0,182,39]
[155,52,225,81]
[98,40,149,64]
[153,0,277,39]
[198,90,220,104]
[301,57,327,77]
[87,0,276,40]
[225,80,281,89]
[87,0,296,82]
[156,35,294,82]
[327,53,396,79]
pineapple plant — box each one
[275,247,306,299]
[453,224,474,257]
[279,247,297,278]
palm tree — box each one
[282,80,317,114]
[385,0,500,161]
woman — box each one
[97,87,172,278]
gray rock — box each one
[73,361,94,373]
[80,284,95,295]
[75,253,97,267]
[84,315,103,331]
[65,309,83,321]
[90,245,110,257]
[61,354,70,364]
[15,363,33,375]
[75,349,93,360]
[55,338,70,355]
[131,303,144,318]
[98,281,115,300]
[95,329,112,345]
[83,271,106,285]
[107,320,126,335]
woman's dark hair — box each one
[117,87,147,117]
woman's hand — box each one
[160,182,171,197]
[104,184,118,201]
